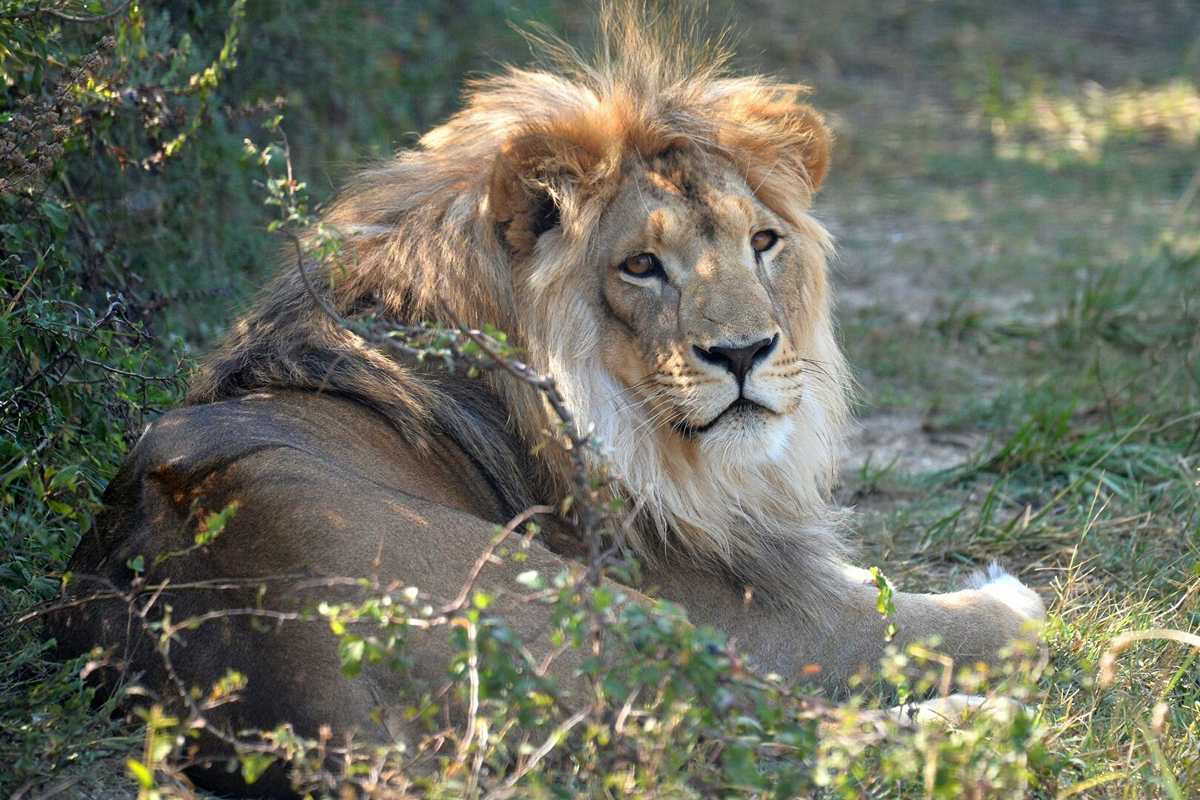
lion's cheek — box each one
[598,333,651,391]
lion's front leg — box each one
[645,562,1045,694]
[812,562,1045,687]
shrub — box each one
[1,0,548,789]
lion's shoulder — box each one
[117,391,510,533]
[132,391,389,480]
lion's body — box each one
[52,6,1043,795]
[54,391,1039,795]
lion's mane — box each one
[189,4,853,611]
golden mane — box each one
[189,2,852,607]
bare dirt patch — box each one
[841,411,985,478]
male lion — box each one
[52,6,1043,795]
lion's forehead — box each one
[642,151,749,217]
[607,155,761,252]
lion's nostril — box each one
[693,333,778,384]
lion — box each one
[51,5,1044,795]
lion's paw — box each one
[886,693,1027,727]
[963,562,1045,622]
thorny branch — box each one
[290,232,628,581]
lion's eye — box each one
[751,229,780,253]
[620,252,665,279]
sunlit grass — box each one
[985,80,1200,167]
[813,11,1199,792]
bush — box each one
[0,0,550,789]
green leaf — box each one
[869,566,897,642]
[240,752,276,784]
[47,499,75,518]
[40,201,70,233]
[196,500,240,545]
[339,636,366,677]
[126,758,154,789]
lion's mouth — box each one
[672,397,773,439]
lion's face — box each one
[587,149,829,463]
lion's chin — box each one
[693,407,795,466]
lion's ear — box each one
[489,128,602,256]
[715,90,833,199]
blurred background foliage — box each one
[1,0,1198,795]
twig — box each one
[1099,628,1200,688]
[483,707,590,800]
[442,505,554,614]
[0,1,131,23]
[0,300,123,404]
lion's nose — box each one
[693,334,778,385]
